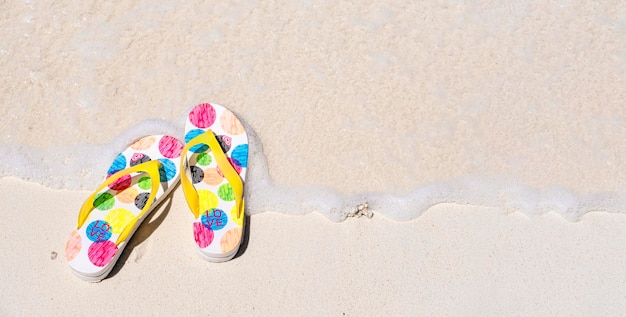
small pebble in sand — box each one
[50,251,58,260]
[347,202,372,218]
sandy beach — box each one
[2,1,626,315]
[4,177,626,315]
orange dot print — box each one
[65,230,82,261]
[116,186,139,204]
[203,168,224,186]
[220,227,242,253]
[130,136,156,150]
[220,110,245,135]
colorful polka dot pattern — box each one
[184,103,249,258]
[65,135,182,278]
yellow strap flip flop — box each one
[181,103,249,262]
[65,135,183,281]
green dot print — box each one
[138,176,152,190]
[93,192,115,210]
[218,183,235,201]
[197,153,212,166]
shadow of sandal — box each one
[232,214,251,260]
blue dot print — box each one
[185,129,209,153]
[107,153,127,175]
[86,220,112,242]
[158,158,177,182]
[201,208,228,230]
[230,144,248,168]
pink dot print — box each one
[158,136,184,158]
[193,221,214,248]
[88,241,118,267]
[189,103,216,128]
[108,174,132,191]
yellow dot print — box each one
[104,208,136,234]
[197,189,219,213]
[230,200,244,226]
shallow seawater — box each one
[1,1,625,221]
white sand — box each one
[2,1,626,315]
[3,177,626,315]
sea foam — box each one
[2,119,625,222]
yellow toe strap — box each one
[180,129,244,221]
[77,160,162,246]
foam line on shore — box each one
[2,119,624,222]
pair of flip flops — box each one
[65,103,249,282]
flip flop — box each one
[180,103,248,262]
[65,135,183,281]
